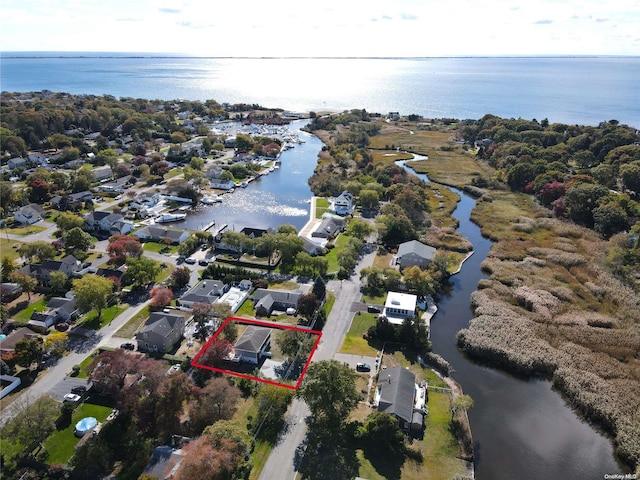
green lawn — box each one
[315,197,329,219]
[143,242,179,255]
[325,234,351,273]
[0,238,22,261]
[0,224,48,236]
[114,305,151,338]
[339,313,380,356]
[43,402,113,465]
[235,299,256,318]
[13,297,48,322]
[77,303,128,330]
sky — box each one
[1,0,639,56]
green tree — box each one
[451,394,474,421]
[122,256,160,287]
[1,256,17,280]
[361,411,406,455]
[72,274,114,318]
[298,360,360,434]
[55,211,85,232]
[359,189,380,210]
[48,270,69,290]
[402,265,435,298]
[9,271,37,299]
[5,395,59,448]
[346,218,374,240]
[14,337,43,368]
[253,384,294,439]
[564,183,610,227]
[221,231,247,257]
[619,163,640,194]
[276,329,316,365]
[18,241,58,263]
[64,227,93,255]
[593,203,629,238]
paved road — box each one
[258,247,376,480]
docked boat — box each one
[155,213,186,223]
[201,195,223,204]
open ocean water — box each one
[1,54,639,127]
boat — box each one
[201,195,222,204]
[155,213,186,223]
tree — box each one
[55,211,85,232]
[221,231,247,257]
[64,227,93,255]
[43,331,68,357]
[5,395,59,448]
[276,329,316,365]
[106,234,143,265]
[18,241,57,263]
[361,411,406,455]
[154,370,194,438]
[297,292,318,317]
[48,270,68,291]
[253,384,294,438]
[564,183,610,227]
[72,274,114,318]
[312,276,326,301]
[199,338,233,369]
[169,266,191,290]
[593,203,629,238]
[88,349,137,396]
[1,256,17,280]
[359,189,380,210]
[402,265,435,298]
[150,285,173,307]
[14,337,43,368]
[9,271,37,300]
[188,377,240,435]
[298,360,360,434]
[347,218,374,240]
[122,256,160,287]
[193,303,216,341]
[619,163,640,194]
[451,394,474,421]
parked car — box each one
[71,385,87,395]
[367,305,381,314]
[55,322,69,332]
[120,342,135,350]
[356,362,371,372]
[198,259,209,266]
[185,258,196,264]
[63,393,81,403]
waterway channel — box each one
[398,159,627,479]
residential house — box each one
[28,296,78,330]
[395,240,436,270]
[311,215,344,239]
[93,165,113,182]
[0,283,22,303]
[233,325,271,364]
[17,255,81,285]
[240,227,268,239]
[27,153,48,166]
[14,204,46,224]
[375,366,423,434]
[224,136,236,148]
[0,327,40,355]
[253,288,302,316]
[383,291,418,325]
[94,267,124,282]
[98,175,133,193]
[179,280,228,309]
[140,443,188,480]
[84,211,133,235]
[210,177,235,190]
[332,190,354,216]
[50,191,93,210]
[7,157,27,170]
[130,192,161,211]
[135,312,186,353]
[300,237,324,256]
[134,225,190,245]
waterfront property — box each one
[374,366,425,436]
[383,292,418,325]
[394,240,436,270]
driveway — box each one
[333,353,378,376]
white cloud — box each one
[1,0,639,55]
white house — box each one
[383,291,418,325]
[332,191,354,216]
[14,204,46,224]
[179,280,228,308]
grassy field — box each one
[114,305,151,338]
[143,242,179,255]
[0,224,48,236]
[315,197,329,219]
[13,297,47,322]
[339,313,380,356]
[324,234,351,273]
[77,303,128,330]
[0,238,22,261]
[43,401,113,465]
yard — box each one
[339,313,380,356]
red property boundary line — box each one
[191,316,322,390]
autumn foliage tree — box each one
[106,234,143,265]
[150,285,173,307]
[199,338,233,368]
[187,377,240,436]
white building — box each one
[383,291,418,325]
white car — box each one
[63,393,81,403]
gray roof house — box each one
[17,255,81,284]
[253,288,303,316]
[311,215,344,239]
[333,190,354,216]
[179,280,228,308]
[395,240,436,270]
[14,204,46,225]
[28,296,78,330]
[233,325,271,364]
[50,190,93,209]
[92,165,113,181]
[84,211,132,235]
[7,157,27,170]
[136,312,186,353]
[134,225,190,245]
[376,366,422,433]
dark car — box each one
[356,362,371,372]
[120,342,135,350]
[367,305,381,314]
[55,322,69,331]
[198,259,209,266]
[71,385,88,395]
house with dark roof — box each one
[28,296,78,329]
[395,240,436,270]
[134,225,190,245]
[179,280,228,309]
[0,327,40,355]
[50,191,93,210]
[17,255,81,284]
[233,325,271,364]
[14,204,46,225]
[7,157,27,170]
[253,288,303,316]
[140,444,186,479]
[311,215,345,239]
[98,175,134,193]
[376,367,423,434]
[240,227,268,239]
[135,312,186,353]
[84,211,132,235]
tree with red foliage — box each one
[200,338,233,368]
[537,181,566,207]
[173,436,237,480]
[169,266,191,290]
[106,234,143,265]
[88,350,137,397]
[187,377,240,436]
[150,285,173,307]
[28,177,51,203]
[261,142,281,158]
